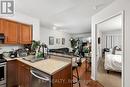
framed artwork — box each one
[62,38,65,45]
[56,38,60,44]
[49,36,54,45]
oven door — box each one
[0,63,6,85]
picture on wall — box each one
[62,38,65,45]
[49,36,54,45]
[56,38,60,44]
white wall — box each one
[96,29,103,65]
[0,12,40,52]
[40,28,71,50]
[71,33,91,38]
[102,30,122,49]
[92,0,130,87]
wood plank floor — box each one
[73,60,104,87]
[97,58,121,87]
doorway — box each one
[95,12,124,87]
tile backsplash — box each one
[0,44,23,54]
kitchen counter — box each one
[5,55,72,75]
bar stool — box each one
[72,58,81,87]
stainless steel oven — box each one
[30,68,51,87]
[0,62,6,87]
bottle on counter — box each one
[42,44,48,59]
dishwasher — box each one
[30,68,51,87]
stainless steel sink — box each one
[22,55,44,63]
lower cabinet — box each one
[7,60,72,87]
[7,60,18,87]
[52,64,72,87]
[17,61,31,87]
[7,61,31,87]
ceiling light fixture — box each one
[53,24,63,30]
[53,26,57,30]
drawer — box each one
[18,61,30,70]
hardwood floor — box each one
[97,58,121,87]
[73,59,104,87]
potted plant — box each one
[31,40,41,55]
[69,38,77,52]
[83,47,89,57]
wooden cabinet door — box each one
[0,19,4,33]
[0,19,33,44]
[18,61,31,87]
[4,20,19,44]
[52,64,72,87]
[24,66,31,87]
[20,24,32,44]
[18,64,24,87]
[7,60,18,87]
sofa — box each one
[49,48,69,54]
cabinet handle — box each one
[30,70,50,81]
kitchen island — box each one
[5,55,72,87]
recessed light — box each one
[53,26,56,30]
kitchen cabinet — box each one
[19,24,32,44]
[7,60,18,87]
[52,64,72,87]
[4,20,19,44]
[7,60,72,87]
[18,61,31,87]
[0,18,32,44]
[0,19,4,33]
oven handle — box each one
[30,70,50,81]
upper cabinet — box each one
[0,19,4,33]
[19,24,32,44]
[4,20,19,44]
[0,18,32,44]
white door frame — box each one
[92,11,125,87]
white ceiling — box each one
[15,0,114,33]
[97,15,122,32]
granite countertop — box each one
[5,55,71,75]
